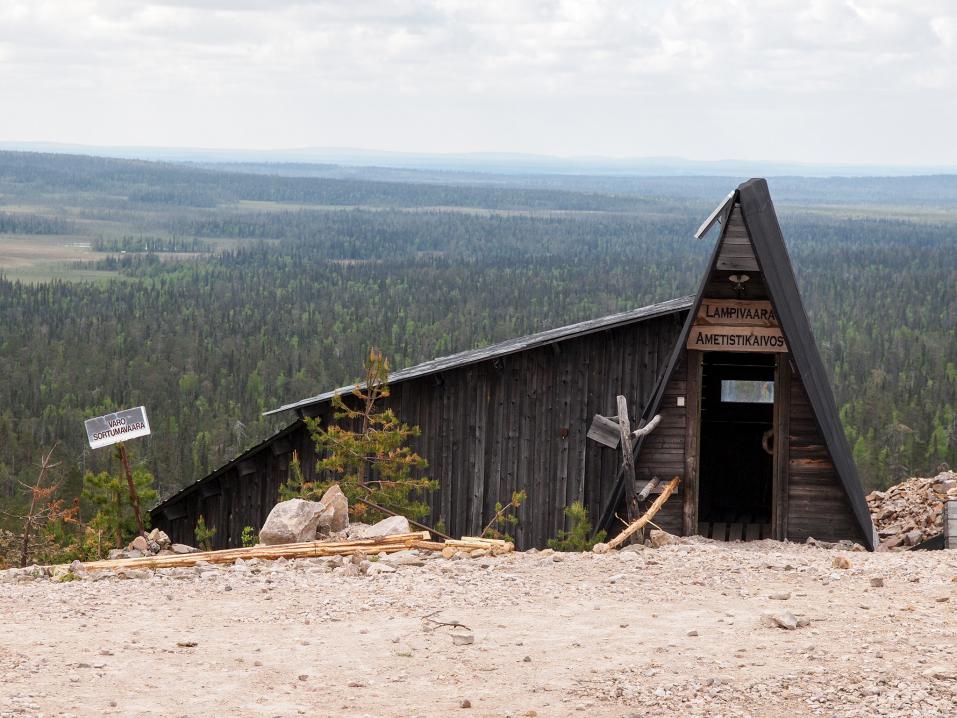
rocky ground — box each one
[1,539,955,718]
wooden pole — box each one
[593,476,680,553]
[117,443,146,538]
[616,396,637,521]
[636,475,661,503]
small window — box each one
[721,379,774,404]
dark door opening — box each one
[698,352,775,541]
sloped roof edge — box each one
[264,295,694,416]
[738,178,875,549]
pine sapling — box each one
[481,491,526,543]
[548,501,606,552]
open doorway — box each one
[698,352,775,541]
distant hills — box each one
[2,141,956,178]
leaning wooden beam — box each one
[636,475,661,503]
[592,476,680,553]
[631,414,661,440]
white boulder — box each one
[363,515,412,539]
[318,484,349,533]
[260,499,327,545]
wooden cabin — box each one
[151,178,876,550]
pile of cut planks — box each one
[79,532,513,571]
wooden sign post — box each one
[84,406,152,538]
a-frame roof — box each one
[603,178,875,548]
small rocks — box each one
[380,550,425,567]
[116,569,152,580]
[768,592,791,600]
[761,611,799,630]
[148,528,172,549]
[831,556,851,570]
[868,470,957,550]
[171,543,199,554]
[921,665,957,681]
[450,630,475,646]
[869,577,884,587]
[366,562,396,575]
[460,699,471,708]
[686,629,699,637]
[648,529,678,548]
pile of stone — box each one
[258,484,415,546]
[108,528,199,560]
[867,469,957,550]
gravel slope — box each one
[1,539,955,718]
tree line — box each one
[0,151,954,532]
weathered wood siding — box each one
[785,374,866,544]
[153,311,686,549]
[632,354,687,535]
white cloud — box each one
[0,0,955,164]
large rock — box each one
[318,484,349,533]
[260,499,327,545]
[148,528,172,549]
[648,529,677,548]
[129,535,148,552]
[363,515,411,539]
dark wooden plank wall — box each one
[153,311,686,549]
[633,352,687,535]
[785,374,866,544]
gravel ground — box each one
[1,539,955,718]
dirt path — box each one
[1,539,955,717]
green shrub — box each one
[548,501,605,552]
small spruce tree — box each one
[548,501,605,552]
[81,448,158,549]
[194,515,216,551]
[480,491,526,543]
[281,349,435,523]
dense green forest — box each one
[0,150,955,527]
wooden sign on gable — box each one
[687,299,788,353]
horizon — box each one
[3,140,957,179]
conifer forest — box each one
[0,150,955,523]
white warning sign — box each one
[84,406,151,449]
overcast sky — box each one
[1,0,956,165]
